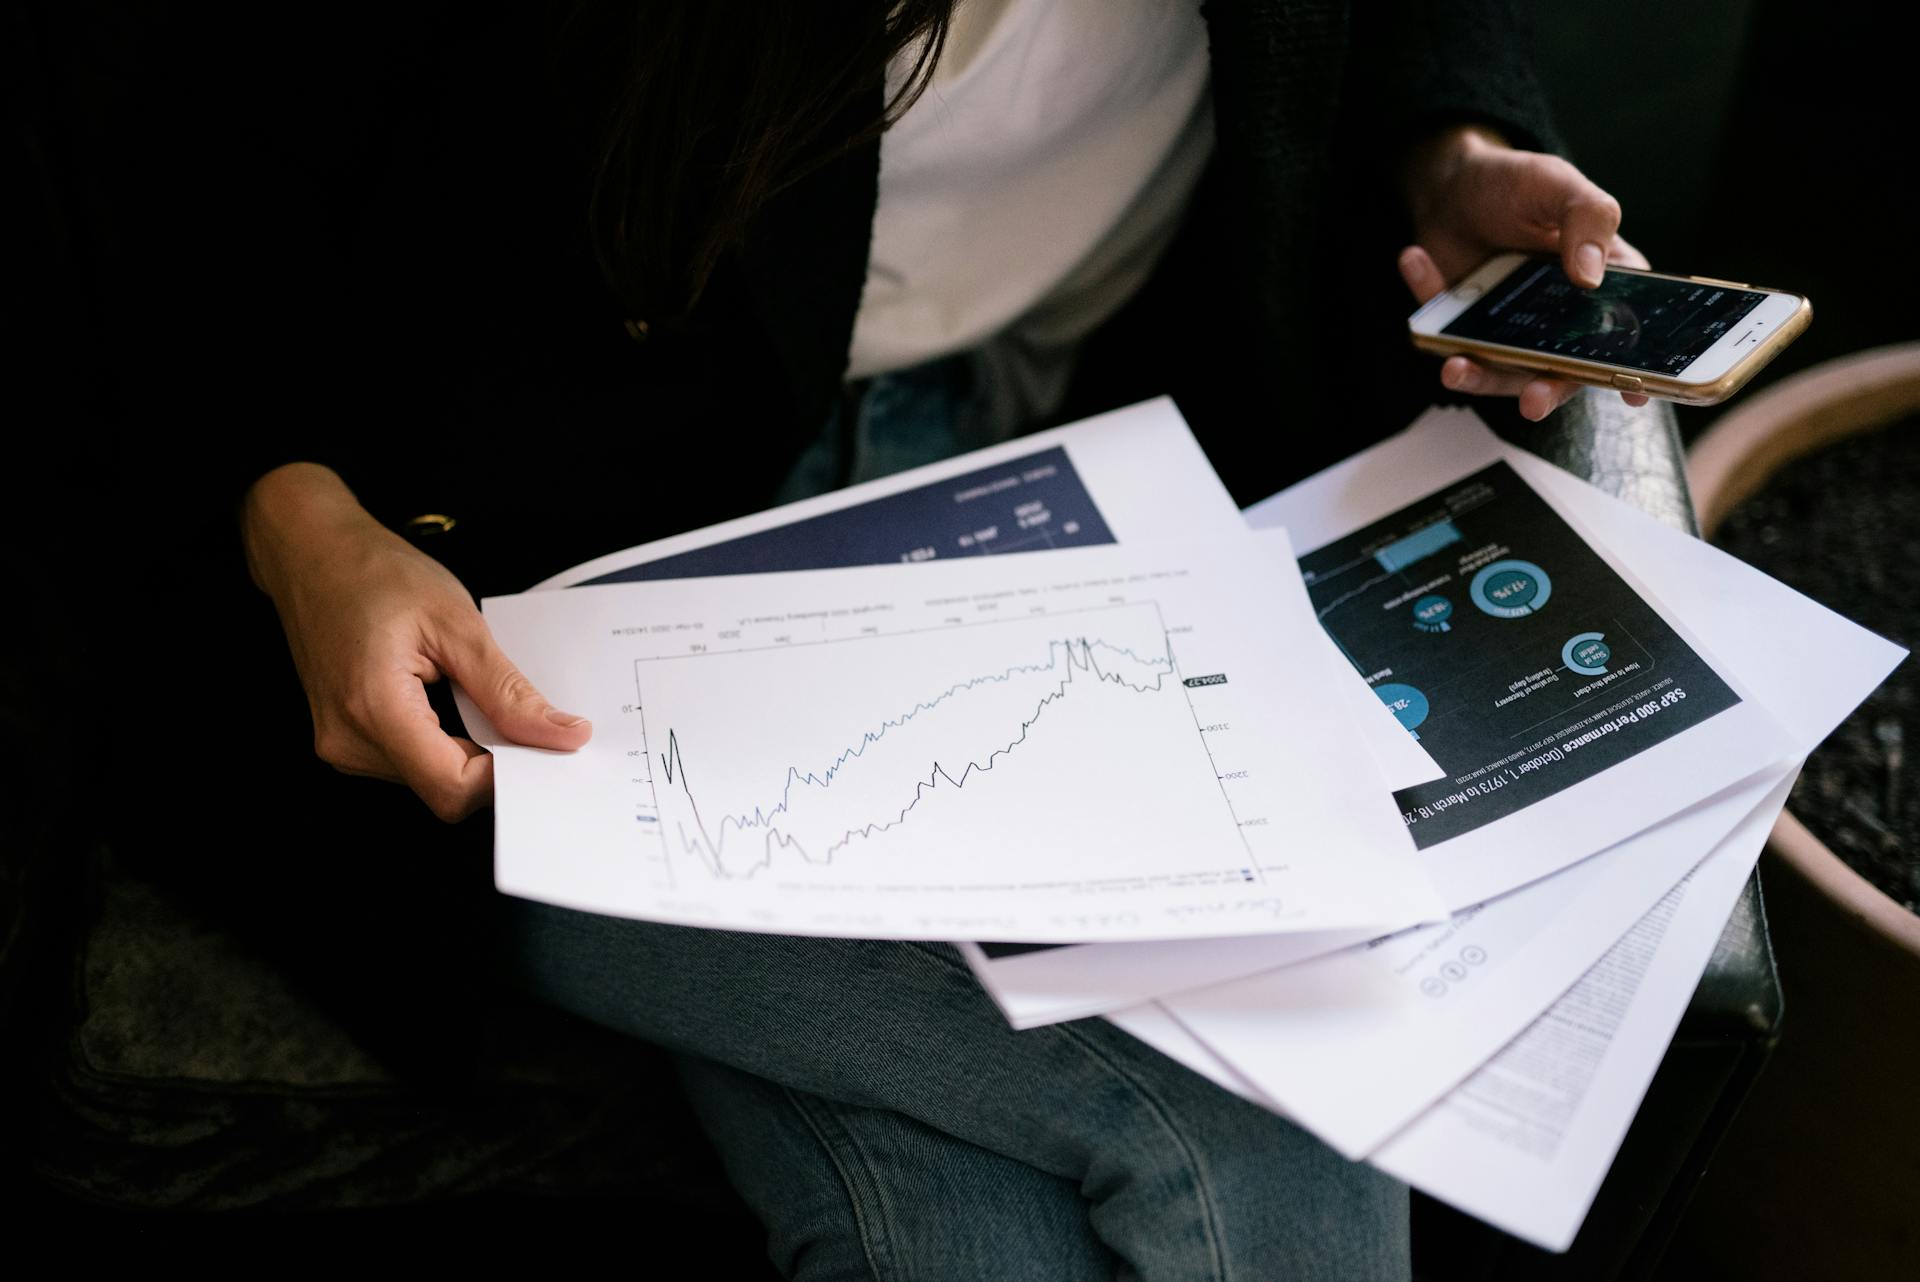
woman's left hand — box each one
[1396,125,1652,422]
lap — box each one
[496,901,1409,1281]
[677,1054,1110,1281]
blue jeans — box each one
[498,359,1411,1281]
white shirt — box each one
[846,0,1214,423]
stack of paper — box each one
[471,400,1903,1251]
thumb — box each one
[1552,180,1622,289]
[1397,244,1449,304]
[437,615,593,751]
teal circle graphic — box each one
[1470,559,1553,618]
[1374,682,1430,732]
[1412,594,1454,632]
[1562,631,1611,676]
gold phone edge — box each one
[1411,280,1813,407]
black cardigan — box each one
[14,0,1559,1069]
[41,0,1557,597]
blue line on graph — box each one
[661,636,1175,878]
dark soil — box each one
[1713,418,1919,914]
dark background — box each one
[1528,0,1911,432]
[4,0,1914,1269]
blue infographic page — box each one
[1298,460,1739,848]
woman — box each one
[132,1,1648,1276]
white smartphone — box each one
[1408,252,1811,405]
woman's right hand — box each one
[241,463,592,822]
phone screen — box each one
[1442,259,1768,376]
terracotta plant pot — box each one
[1665,342,1920,1281]
[1689,341,1920,959]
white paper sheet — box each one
[1105,998,1279,1106]
[482,530,1443,941]
[547,398,1244,589]
[1369,771,1794,1251]
[1248,408,1790,912]
[463,398,1438,798]
[459,398,1245,746]
[1159,767,1787,1158]
[1110,770,1797,1253]
[966,407,1895,1029]
[1153,409,1902,1159]
[1339,646,1448,791]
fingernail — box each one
[1444,362,1474,392]
[1576,243,1605,285]
[546,709,589,728]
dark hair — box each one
[575,1,954,327]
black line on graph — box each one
[657,632,1179,879]
[1315,568,1396,622]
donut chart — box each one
[1562,631,1612,676]
[1412,594,1454,633]
[1470,559,1553,619]
[1374,682,1431,734]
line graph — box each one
[627,603,1253,890]
[655,635,1178,879]
[485,532,1441,942]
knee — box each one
[679,1055,1112,1282]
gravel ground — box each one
[1713,417,1919,914]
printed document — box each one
[1251,409,1790,911]
[1155,410,1900,1155]
[1160,766,1789,1157]
[464,400,1435,943]
[1109,769,1794,1252]
[482,529,1441,941]
[960,404,1843,1028]
[1369,772,1794,1251]
[1118,412,1899,1237]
